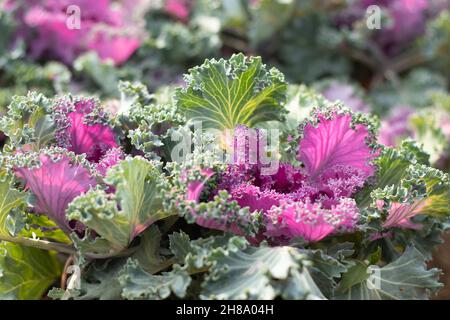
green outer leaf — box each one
[119,259,191,300]
[201,245,325,300]
[356,147,410,208]
[106,157,174,240]
[65,260,123,300]
[357,142,450,223]
[175,53,287,131]
[410,111,447,164]
[0,242,62,300]
[133,226,173,274]
[0,178,26,237]
[169,230,192,264]
[309,248,352,281]
[335,247,442,300]
[67,189,129,251]
[73,52,119,95]
[0,92,54,150]
[248,0,296,46]
[336,261,370,294]
[303,243,355,298]
[68,157,175,250]
[169,231,245,273]
[277,268,326,300]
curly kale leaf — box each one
[335,246,442,300]
[0,92,55,151]
[68,157,176,251]
[175,53,287,131]
[0,177,27,239]
[201,242,326,300]
[119,260,191,300]
[0,242,62,300]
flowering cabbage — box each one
[321,81,370,113]
[6,0,142,65]
[52,97,118,162]
[14,152,96,235]
[337,0,446,56]
[183,111,378,244]
[378,98,450,167]
[0,54,449,301]
[164,0,191,22]
[379,106,415,147]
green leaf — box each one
[175,53,287,131]
[66,260,123,300]
[68,157,175,250]
[357,147,411,208]
[0,178,26,237]
[119,259,191,300]
[70,230,115,258]
[357,141,449,219]
[126,93,185,161]
[404,164,450,218]
[369,69,446,114]
[422,11,450,71]
[132,225,172,274]
[19,214,71,244]
[201,244,325,300]
[106,157,174,232]
[336,261,370,294]
[310,251,351,280]
[169,230,192,264]
[74,52,120,96]
[0,11,16,58]
[327,242,356,260]
[0,242,62,300]
[368,247,382,265]
[410,110,448,164]
[306,246,354,297]
[169,231,246,273]
[276,267,326,300]
[277,12,349,83]
[248,0,296,46]
[0,92,54,150]
[392,220,445,261]
[67,189,128,252]
[335,247,442,300]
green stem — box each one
[389,52,427,74]
[340,44,376,69]
[0,234,77,255]
[84,246,139,260]
[188,266,210,275]
[0,235,141,260]
[151,257,177,275]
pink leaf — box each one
[15,155,96,234]
[96,147,125,177]
[382,199,427,230]
[165,0,190,22]
[186,168,215,202]
[54,98,118,163]
[298,114,377,180]
[266,198,359,243]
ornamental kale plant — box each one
[0,54,449,300]
[5,0,144,65]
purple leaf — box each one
[265,198,359,243]
[54,98,117,163]
[298,114,377,180]
[382,200,427,230]
[15,154,96,234]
